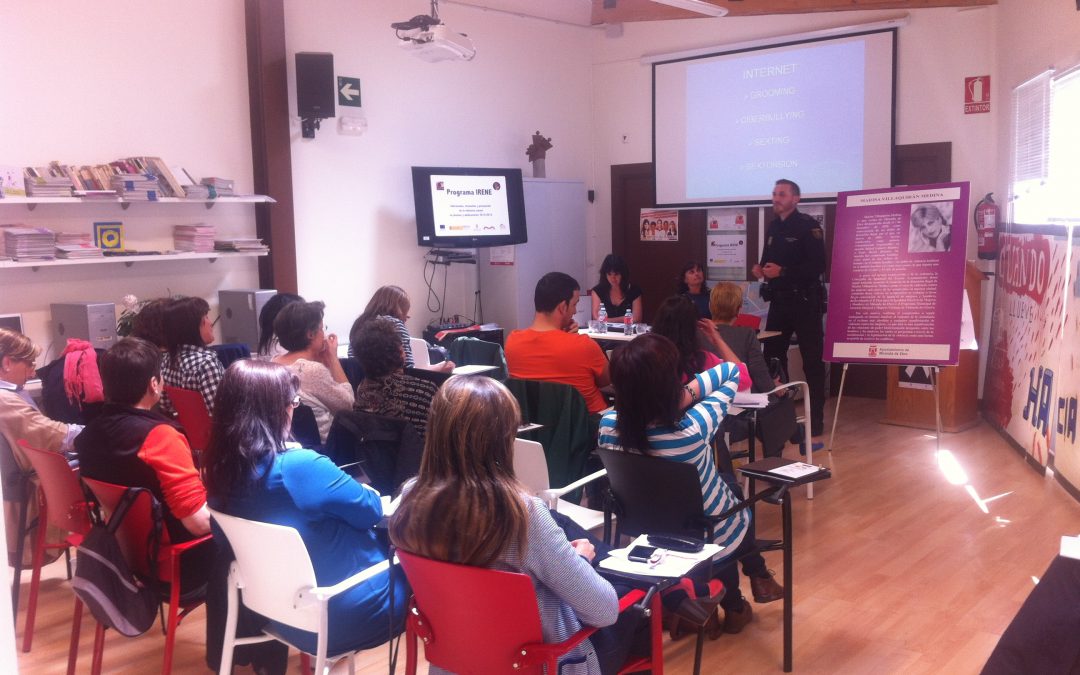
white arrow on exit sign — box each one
[337,76,362,107]
[340,83,358,100]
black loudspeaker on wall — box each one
[296,52,335,137]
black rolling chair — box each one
[290,404,322,451]
[597,449,827,673]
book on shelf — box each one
[55,243,103,259]
[3,226,56,260]
[93,221,124,250]
[214,237,267,252]
[173,223,216,252]
[0,165,27,197]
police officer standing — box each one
[753,179,827,441]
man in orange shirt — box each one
[505,272,610,414]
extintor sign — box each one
[964,76,990,114]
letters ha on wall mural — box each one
[983,232,1080,494]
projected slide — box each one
[685,41,865,199]
[430,174,511,238]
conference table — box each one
[580,328,781,342]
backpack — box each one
[71,489,160,637]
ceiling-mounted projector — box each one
[397,24,475,62]
[391,0,475,62]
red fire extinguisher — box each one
[975,192,1000,260]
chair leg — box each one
[300,652,312,674]
[67,597,84,675]
[11,485,31,619]
[404,623,418,675]
[219,576,240,675]
[649,591,664,675]
[163,572,181,675]
[22,490,47,652]
[782,496,794,673]
[91,621,106,675]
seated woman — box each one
[676,261,711,319]
[352,317,438,442]
[349,285,453,373]
[0,327,82,462]
[599,334,776,634]
[159,296,224,418]
[128,297,171,351]
[709,282,774,395]
[591,254,643,324]
[651,295,749,390]
[391,376,642,675]
[272,301,353,443]
[203,360,406,658]
[76,337,213,595]
[256,292,304,361]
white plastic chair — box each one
[512,438,608,534]
[760,380,818,499]
[408,337,431,367]
[210,509,392,675]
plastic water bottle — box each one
[597,304,608,333]
[623,308,633,333]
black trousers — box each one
[763,298,826,436]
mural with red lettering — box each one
[984,233,1067,467]
[1052,240,1080,493]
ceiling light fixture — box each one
[649,0,728,17]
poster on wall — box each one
[824,182,969,365]
[640,208,679,241]
[983,232,1069,467]
[1051,237,1080,488]
[706,207,747,280]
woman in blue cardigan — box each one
[202,359,407,657]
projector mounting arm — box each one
[391,0,442,39]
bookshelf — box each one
[0,196,274,270]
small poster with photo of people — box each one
[640,209,679,241]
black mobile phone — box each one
[627,545,658,563]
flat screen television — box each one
[411,166,528,249]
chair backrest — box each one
[210,343,252,370]
[339,356,365,390]
[81,478,168,581]
[447,337,507,381]
[0,433,30,502]
[209,509,323,633]
[733,313,762,330]
[18,441,92,538]
[163,385,212,452]
[36,350,107,425]
[505,378,595,492]
[597,448,709,540]
[512,438,550,495]
[290,403,322,450]
[396,549,548,674]
[323,410,423,496]
[408,337,431,367]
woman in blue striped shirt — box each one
[598,333,757,635]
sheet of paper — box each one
[451,364,497,375]
[768,462,822,479]
[733,392,769,408]
[1061,535,1080,560]
[598,534,721,577]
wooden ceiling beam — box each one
[591,0,996,25]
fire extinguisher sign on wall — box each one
[965,76,991,114]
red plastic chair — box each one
[163,385,212,453]
[397,549,663,675]
[733,313,762,330]
[16,441,94,655]
[77,478,212,675]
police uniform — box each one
[759,208,827,436]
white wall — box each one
[283,0,597,337]
[588,7,999,281]
[0,2,257,357]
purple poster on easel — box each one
[825,182,970,366]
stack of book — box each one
[109,173,161,201]
[214,237,268,253]
[3,226,56,260]
[56,232,93,247]
[174,224,216,252]
[201,177,235,198]
[55,243,104,259]
[182,182,212,199]
[24,165,74,197]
